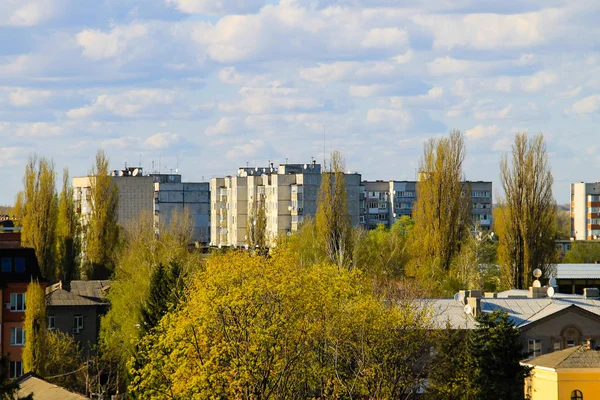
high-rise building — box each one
[570,182,600,240]
[360,180,492,229]
[211,162,361,247]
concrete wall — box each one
[47,305,104,356]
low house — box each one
[550,264,600,294]
[521,342,600,400]
[430,288,600,358]
[16,372,87,400]
[46,280,111,356]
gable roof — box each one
[522,345,600,369]
[16,372,87,400]
[46,280,111,307]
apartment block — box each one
[211,162,361,247]
[360,180,492,229]
[570,182,600,240]
[73,167,210,244]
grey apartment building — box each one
[360,180,492,230]
[210,162,361,247]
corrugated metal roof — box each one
[554,264,600,279]
[17,374,87,400]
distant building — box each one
[73,167,210,244]
[549,264,600,294]
[0,240,46,379]
[521,343,600,400]
[570,182,600,240]
[360,180,493,229]
[45,280,111,356]
[211,162,361,247]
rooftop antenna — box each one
[176,152,179,174]
[152,160,155,173]
[323,124,326,169]
[159,156,161,174]
[139,153,142,168]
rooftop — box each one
[522,345,600,369]
[17,373,88,400]
[552,264,600,279]
[46,280,111,306]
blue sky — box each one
[1,0,599,205]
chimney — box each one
[585,338,596,350]
[467,297,481,317]
[584,288,599,299]
[529,286,547,298]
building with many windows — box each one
[570,182,600,240]
[210,162,361,247]
[360,180,493,229]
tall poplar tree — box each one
[409,130,471,290]
[247,194,267,250]
[316,151,353,269]
[85,150,119,279]
[22,281,47,376]
[56,168,80,282]
[497,133,556,289]
[18,155,58,280]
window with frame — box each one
[9,361,23,379]
[571,390,583,400]
[553,341,561,351]
[48,315,55,330]
[528,339,541,358]
[1,257,11,272]
[10,293,25,311]
[10,327,25,346]
[14,257,25,273]
[74,315,84,332]
[567,339,576,348]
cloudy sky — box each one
[1,0,599,205]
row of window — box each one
[9,316,85,347]
[471,191,491,198]
[0,257,26,273]
[528,338,577,358]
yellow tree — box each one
[22,281,46,375]
[497,133,556,289]
[409,131,471,293]
[56,168,80,282]
[18,155,58,280]
[316,151,353,269]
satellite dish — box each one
[118,170,124,177]
[549,277,557,287]
[132,168,139,176]
[533,280,541,288]
[464,304,473,315]
[547,286,555,298]
[286,231,292,237]
[533,268,542,278]
[304,164,308,169]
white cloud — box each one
[218,67,242,84]
[466,125,500,140]
[558,86,582,99]
[349,84,385,98]
[474,104,513,120]
[67,89,177,119]
[571,95,600,115]
[392,49,414,64]
[0,146,28,167]
[427,57,474,76]
[166,0,264,15]
[219,86,322,114]
[366,108,411,129]
[522,71,557,92]
[360,27,408,49]
[226,139,266,160]
[9,89,52,107]
[0,1,58,27]
[144,132,180,149]
[205,117,238,136]
[492,137,513,152]
[76,23,150,60]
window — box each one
[9,361,23,379]
[571,390,583,400]
[528,339,541,358]
[10,327,25,346]
[74,315,84,333]
[554,341,561,351]
[48,315,55,330]
[567,339,576,348]
[1,257,11,272]
[14,258,25,273]
[10,293,25,312]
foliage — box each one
[471,311,530,400]
[409,130,472,294]
[22,281,46,375]
[247,193,267,250]
[497,133,557,289]
[85,149,120,279]
[555,208,571,240]
[100,209,201,368]
[0,355,19,400]
[128,248,433,399]
[563,241,600,263]
[427,310,530,400]
[18,154,58,281]
[140,262,185,334]
[316,150,354,269]
[353,216,414,279]
[285,217,327,267]
[44,330,86,394]
[56,168,80,282]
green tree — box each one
[247,193,267,250]
[409,130,472,294]
[0,355,19,399]
[128,248,432,399]
[85,150,120,279]
[316,151,353,269]
[44,330,85,394]
[556,207,571,240]
[497,133,557,289]
[471,310,530,400]
[140,262,185,333]
[18,155,58,280]
[22,281,46,376]
[563,241,600,263]
[56,168,80,282]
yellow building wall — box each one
[526,368,558,400]
[557,370,600,400]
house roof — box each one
[46,280,111,307]
[16,373,88,400]
[552,264,600,280]
[429,292,600,330]
[522,345,600,369]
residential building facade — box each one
[570,182,600,240]
[360,180,493,229]
[210,162,361,247]
[0,244,46,379]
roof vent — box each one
[584,288,599,299]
